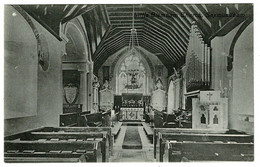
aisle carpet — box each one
[122,126,142,149]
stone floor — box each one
[109,124,155,162]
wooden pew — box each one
[60,112,80,127]
[164,141,254,162]
[33,127,114,156]
[4,140,102,162]
[81,112,103,127]
[19,131,109,162]
[158,132,254,162]
[60,104,82,127]
[153,128,227,159]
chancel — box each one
[4,3,254,163]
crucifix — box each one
[206,92,213,101]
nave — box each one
[109,122,154,162]
[4,3,254,163]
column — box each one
[79,70,88,111]
[88,62,94,113]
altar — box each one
[120,108,143,121]
[119,93,144,121]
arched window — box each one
[201,114,206,124]
[118,55,146,94]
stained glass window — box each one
[118,55,146,94]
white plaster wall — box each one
[4,6,64,136]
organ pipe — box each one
[186,23,211,92]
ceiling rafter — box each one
[162,5,191,31]
[191,5,212,27]
[148,6,190,37]
[142,26,180,62]
[181,5,211,36]
[140,31,178,63]
[143,19,186,56]
[94,33,127,61]
[143,10,188,53]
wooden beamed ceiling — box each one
[93,4,253,72]
[17,4,253,73]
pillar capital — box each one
[78,63,90,73]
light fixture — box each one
[128,4,139,55]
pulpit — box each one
[192,91,228,130]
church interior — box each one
[4,4,254,162]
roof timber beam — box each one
[108,12,145,17]
[62,5,98,24]
[101,43,128,59]
[144,10,189,49]
[142,26,180,62]
[139,41,174,68]
[148,6,190,36]
[207,4,253,40]
[106,4,143,9]
[141,28,182,63]
[161,5,191,33]
[109,22,144,26]
[106,41,128,53]
[141,31,178,63]
[140,34,174,63]
[96,35,176,68]
[96,41,128,64]
[105,29,130,41]
[110,19,144,23]
[139,41,162,54]
[139,38,165,55]
[109,15,141,19]
[110,25,144,30]
[95,33,141,61]
[144,8,188,51]
[93,33,127,61]
[191,5,212,27]
[105,29,144,42]
[143,21,186,57]
[182,4,212,36]
[104,41,128,56]
[110,21,143,25]
[105,35,130,49]
[92,25,113,61]
[107,8,144,13]
[173,5,208,37]
[172,5,193,24]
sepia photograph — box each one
[3,1,255,164]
